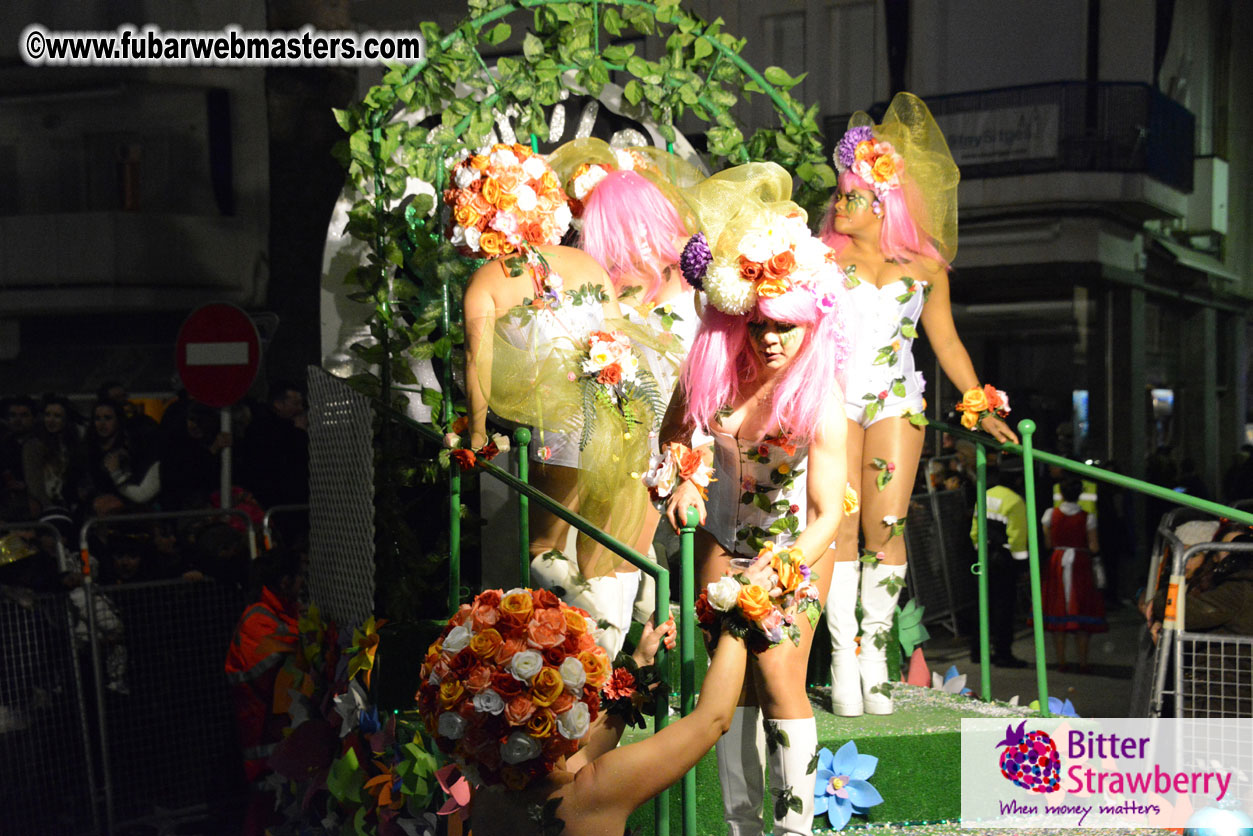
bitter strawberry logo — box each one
[996,721,1061,793]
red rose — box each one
[765,250,796,280]
[477,440,500,461]
[466,665,493,693]
[790,504,800,514]
[603,667,637,701]
[492,669,524,699]
[532,588,561,610]
[596,363,622,385]
[878,390,888,400]
[450,448,477,469]
[695,591,715,625]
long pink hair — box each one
[579,170,688,303]
[819,170,948,268]
[682,287,850,443]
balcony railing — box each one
[825,82,1195,192]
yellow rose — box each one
[755,276,789,298]
[482,177,501,206]
[854,140,875,162]
[873,154,897,182]
[961,409,980,430]
[500,590,534,622]
[526,708,555,740]
[469,628,503,659]
[438,680,465,710]
[843,484,860,516]
[737,584,773,621]
[563,607,587,635]
[961,387,989,414]
[578,648,611,688]
[772,549,804,592]
[454,205,480,229]
[479,230,505,256]
[530,666,565,707]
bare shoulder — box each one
[541,245,612,289]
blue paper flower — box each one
[814,741,884,830]
[1028,696,1080,717]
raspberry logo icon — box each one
[995,721,1061,793]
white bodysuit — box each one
[841,271,928,427]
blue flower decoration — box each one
[1028,696,1080,717]
[359,705,381,735]
[814,741,884,830]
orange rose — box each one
[563,607,588,635]
[479,230,506,256]
[737,584,773,621]
[854,140,875,162]
[454,205,480,229]
[578,648,611,689]
[504,694,536,725]
[843,484,860,516]
[961,410,980,430]
[596,364,622,385]
[873,154,897,182]
[738,256,764,282]
[675,445,705,480]
[496,169,521,193]
[465,665,493,693]
[772,549,803,592]
[482,178,502,205]
[532,588,561,609]
[470,628,503,659]
[450,604,472,626]
[983,384,1004,412]
[470,192,493,216]
[520,220,547,244]
[541,171,562,194]
[549,692,575,715]
[755,276,789,298]
[527,607,567,649]
[512,143,532,158]
[960,386,989,414]
[495,636,527,664]
[438,680,465,710]
[469,154,490,171]
[530,666,565,707]
[527,708,555,739]
[765,250,796,280]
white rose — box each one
[882,515,898,526]
[514,184,538,212]
[642,450,677,497]
[761,218,791,256]
[509,649,544,682]
[573,166,608,200]
[738,231,771,263]
[500,730,542,764]
[450,225,468,247]
[490,148,520,169]
[522,155,549,180]
[584,615,599,635]
[551,203,573,233]
[491,433,511,454]
[442,624,472,654]
[437,711,468,740]
[463,226,482,252]
[559,656,587,692]
[472,689,505,715]
[707,576,742,612]
[613,149,636,171]
[454,166,479,190]
[556,702,591,740]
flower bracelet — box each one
[600,653,664,729]
[955,384,1010,431]
[640,441,716,502]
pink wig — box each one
[682,286,850,443]
[579,170,688,304]
[819,170,948,268]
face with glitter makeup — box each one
[831,187,881,236]
[747,316,807,370]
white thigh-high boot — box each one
[765,717,817,836]
[530,549,581,595]
[825,561,864,716]
[858,562,907,715]
[716,706,767,836]
[530,552,627,656]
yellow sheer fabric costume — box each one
[846,92,960,263]
[679,161,802,256]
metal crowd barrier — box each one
[261,503,309,550]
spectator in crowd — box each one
[1041,478,1107,673]
[81,400,160,516]
[238,382,308,512]
[160,400,234,511]
[98,533,173,586]
[224,547,305,836]
[1,397,37,518]
[97,380,159,445]
[189,521,250,588]
[1144,524,1253,640]
[969,458,1030,667]
[21,396,84,518]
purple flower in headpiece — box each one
[835,126,875,171]
[680,232,712,290]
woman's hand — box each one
[102,451,122,474]
[734,553,775,590]
[979,413,1019,445]
[665,479,706,532]
[632,615,677,668]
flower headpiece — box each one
[443,143,573,258]
[415,588,610,790]
[567,148,639,208]
[547,137,704,226]
[833,125,905,198]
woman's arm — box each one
[792,400,848,562]
[463,264,499,450]
[115,460,160,504]
[570,632,747,817]
[918,266,1018,444]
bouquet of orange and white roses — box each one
[640,442,716,502]
[696,544,821,652]
[576,330,664,450]
[443,143,573,259]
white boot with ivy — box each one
[858,561,907,714]
[826,561,864,716]
[765,717,817,836]
[717,705,766,836]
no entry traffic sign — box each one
[175,302,261,408]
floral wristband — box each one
[600,654,663,729]
[955,384,1010,431]
[641,441,716,501]
[443,419,511,470]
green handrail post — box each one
[974,443,992,701]
[679,505,698,836]
[515,428,532,585]
[653,561,673,836]
[1018,419,1050,717]
[449,460,462,616]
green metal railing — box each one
[935,417,1253,717]
[378,402,699,836]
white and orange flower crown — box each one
[442,143,573,259]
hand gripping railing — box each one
[76,506,259,832]
[0,521,101,835]
[378,403,699,836]
[930,417,1253,717]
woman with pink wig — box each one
[818,93,1018,720]
[658,162,852,836]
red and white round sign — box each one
[175,303,261,408]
